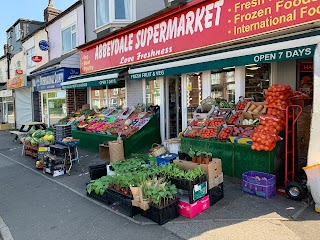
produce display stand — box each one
[72,116,161,158]
[180,138,280,178]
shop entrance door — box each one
[2,98,14,124]
[42,91,67,127]
[165,76,182,139]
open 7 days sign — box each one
[80,0,320,74]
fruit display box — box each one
[242,171,276,199]
[156,153,177,166]
[178,195,210,218]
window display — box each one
[187,73,202,123]
[145,79,160,108]
[210,70,235,103]
[91,87,108,109]
[245,63,270,101]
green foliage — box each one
[86,176,111,195]
[188,148,195,157]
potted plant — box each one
[202,152,212,164]
[178,150,186,160]
[188,149,196,163]
[196,151,202,164]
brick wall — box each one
[66,89,87,114]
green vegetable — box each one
[28,129,36,136]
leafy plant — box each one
[196,151,202,157]
[86,176,111,195]
[188,148,195,158]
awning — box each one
[61,69,123,90]
[129,35,320,80]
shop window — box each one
[210,70,235,103]
[26,47,35,68]
[187,73,202,123]
[91,87,108,109]
[14,60,22,76]
[245,63,270,101]
[0,68,3,82]
[145,79,160,107]
[107,86,126,108]
[62,24,77,54]
[95,0,134,29]
[15,24,21,40]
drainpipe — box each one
[82,0,87,43]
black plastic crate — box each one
[105,189,139,217]
[142,200,179,225]
[87,191,109,205]
[209,183,224,206]
[171,175,207,191]
[88,164,107,180]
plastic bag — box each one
[303,164,320,213]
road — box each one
[0,149,181,240]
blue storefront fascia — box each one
[34,67,80,91]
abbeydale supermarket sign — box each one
[80,0,320,74]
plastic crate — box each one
[209,183,224,206]
[88,164,107,180]
[105,189,139,217]
[178,181,208,204]
[142,200,179,225]
[242,171,276,199]
[87,191,109,205]
[156,153,177,166]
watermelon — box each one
[30,138,39,146]
[25,136,32,143]
[45,131,53,136]
[28,129,36,136]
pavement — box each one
[0,130,320,240]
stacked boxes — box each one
[174,159,224,218]
[43,153,65,177]
[54,125,72,141]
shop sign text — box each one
[61,78,117,90]
[252,46,313,63]
[130,70,165,80]
[80,0,320,74]
[7,75,27,90]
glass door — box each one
[166,76,182,139]
[42,91,67,126]
[3,97,14,124]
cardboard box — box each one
[178,195,210,218]
[236,112,258,128]
[0,123,12,130]
[99,144,110,160]
[208,173,224,190]
[244,101,266,117]
[173,159,222,180]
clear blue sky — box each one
[0,0,78,56]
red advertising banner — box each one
[80,0,320,74]
[300,62,313,72]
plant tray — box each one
[209,183,224,206]
[88,164,107,180]
[105,189,139,217]
[142,200,179,225]
[156,153,177,166]
[177,181,208,204]
[87,191,109,205]
[170,175,207,191]
[108,188,133,200]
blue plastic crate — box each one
[156,153,177,166]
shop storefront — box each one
[64,0,320,176]
[0,90,14,126]
[34,67,80,126]
[6,74,33,128]
[60,69,127,109]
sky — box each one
[0,0,78,56]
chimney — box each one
[4,44,9,55]
[44,0,62,22]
